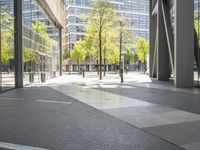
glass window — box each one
[194,0,200,87]
[23,0,60,85]
[0,0,15,92]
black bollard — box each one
[120,68,124,83]
[83,68,85,78]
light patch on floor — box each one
[35,100,72,105]
[83,84,134,89]
[117,110,200,128]
[182,142,200,150]
[0,142,48,150]
[0,97,17,100]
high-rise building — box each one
[0,0,65,92]
[65,0,149,52]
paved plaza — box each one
[0,72,200,150]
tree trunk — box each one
[97,60,99,75]
[114,64,117,74]
[85,58,87,72]
[99,30,102,80]
[119,23,122,76]
[104,58,106,76]
[77,59,80,74]
[68,59,71,75]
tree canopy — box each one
[135,37,149,64]
[1,11,14,63]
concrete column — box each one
[149,0,157,77]
[174,0,194,88]
[14,0,23,88]
[157,0,170,81]
[59,28,63,76]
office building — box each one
[0,0,65,92]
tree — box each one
[23,48,39,64]
[132,51,139,64]
[116,17,135,75]
[124,49,134,65]
[86,0,117,80]
[71,40,87,73]
[105,29,120,72]
[32,21,50,53]
[135,37,149,71]
[1,11,14,64]
[63,48,71,60]
[194,20,200,73]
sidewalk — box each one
[46,72,200,150]
[0,72,199,150]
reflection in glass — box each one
[0,0,15,92]
[23,0,60,84]
[194,0,200,87]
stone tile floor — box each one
[0,72,200,150]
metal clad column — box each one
[149,0,157,77]
[157,0,170,81]
[175,0,194,88]
[14,0,23,88]
[59,28,63,76]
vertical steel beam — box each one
[161,0,174,72]
[157,0,170,81]
[59,28,63,76]
[150,0,157,77]
[149,0,154,77]
[14,0,23,88]
[175,0,194,88]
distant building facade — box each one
[64,0,149,71]
[65,0,149,51]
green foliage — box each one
[124,49,134,63]
[132,51,139,64]
[73,0,136,68]
[85,0,118,63]
[1,11,14,63]
[63,48,71,59]
[23,48,39,64]
[135,37,149,64]
[32,21,51,53]
[195,20,200,45]
[87,0,117,33]
[32,21,48,36]
[23,21,58,64]
[71,40,87,64]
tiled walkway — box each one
[47,72,200,150]
[0,72,200,150]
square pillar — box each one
[14,0,23,88]
[149,0,157,78]
[157,0,170,81]
[175,0,194,88]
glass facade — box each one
[65,0,149,51]
[194,0,200,87]
[23,0,60,85]
[0,0,15,91]
[0,0,63,92]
